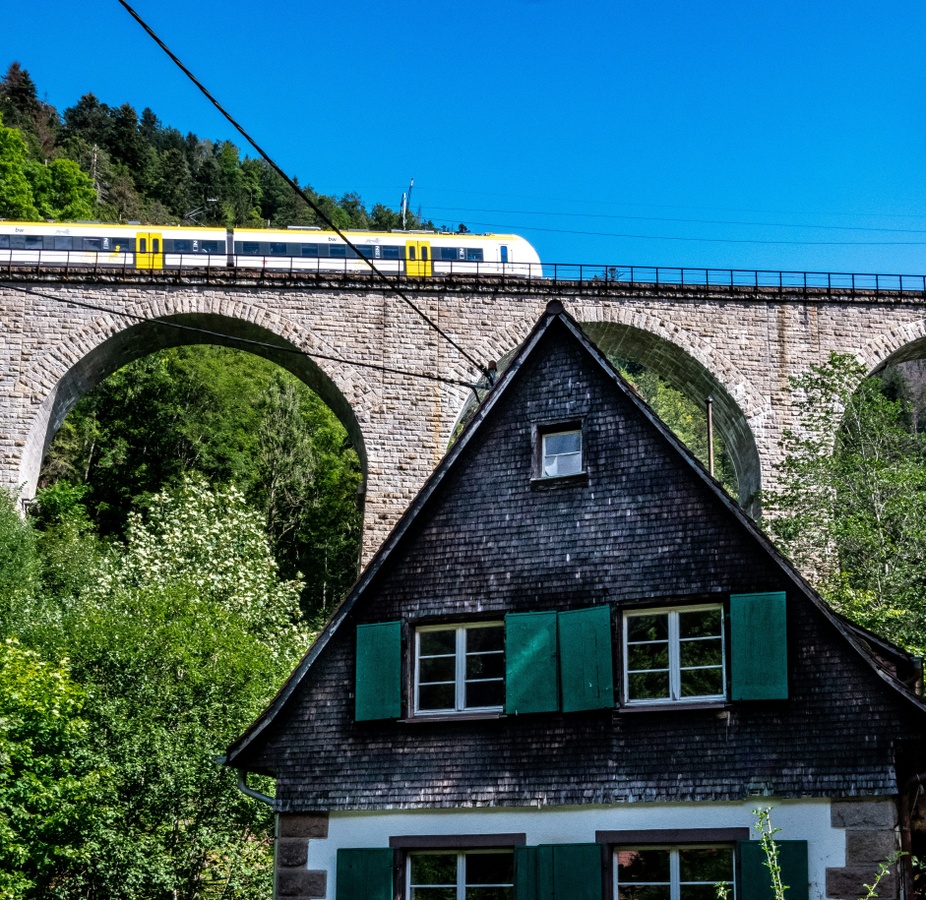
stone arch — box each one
[863,317,926,375]
[17,296,371,503]
[567,300,770,510]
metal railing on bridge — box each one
[3,249,926,296]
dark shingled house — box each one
[225,302,926,900]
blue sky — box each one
[4,0,926,277]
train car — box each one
[231,228,542,277]
[0,221,542,278]
[0,221,229,270]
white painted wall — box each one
[304,798,845,899]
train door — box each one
[136,232,164,269]
[405,240,431,277]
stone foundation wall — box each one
[275,813,329,900]
[826,798,900,899]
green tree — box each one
[25,156,96,220]
[19,478,309,900]
[0,114,39,219]
[0,639,107,900]
[763,353,926,652]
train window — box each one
[116,238,134,252]
[54,237,73,251]
[437,247,458,261]
[501,245,509,263]
[382,246,401,259]
[270,242,289,255]
[329,245,347,258]
[421,246,429,261]
[0,236,9,249]
[26,236,44,250]
[242,242,261,255]
[152,239,160,253]
[466,248,484,262]
[300,244,320,257]
[408,246,416,261]
[357,246,375,258]
[84,238,103,251]
[201,241,221,254]
[171,240,193,253]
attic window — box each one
[532,422,586,485]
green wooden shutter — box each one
[558,606,615,712]
[336,848,394,900]
[739,840,808,900]
[730,592,788,700]
[506,611,559,714]
[355,622,402,721]
[514,844,602,900]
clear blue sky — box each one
[4,0,926,276]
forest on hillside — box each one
[3,59,926,900]
[0,60,443,231]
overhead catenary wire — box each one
[2,281,482,391]
[114,0,488,379]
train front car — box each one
[0,222,140,270]
[0,222,229,271]
[229,228,542,278]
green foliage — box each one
[612,357,738,495]
[763,353,926,652]
[0,112,40,219]
[0,639,107,900]
[4,479,311,899]
[0,489,39,637]
[40,346,363,618]
[25,156,96,220]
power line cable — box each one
[114,0,488,378]
[2,281,480,390]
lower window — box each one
[408,850,514,899]
[615,846,735,899]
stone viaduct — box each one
[3,268,926,559]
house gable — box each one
[227,304,926,818]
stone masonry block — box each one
[275,869,327,899]
[277,813,329,839]
[831,798,897,829]
[276,837,309,868]
[826,866,897,900]
[845,829,898,865]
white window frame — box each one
[406,849,514,899]
[414,622,505,716]
[614,845,736,900]
[539,427,583,478]
[623,604,726,706]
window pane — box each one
[680,887,727,900]
[420,631,456,655]
[679,637,722,668]
[544,432,581,456]
[680,666,724,697]
[420,655,456,682]
[629,669,670,700]
[626,614,668,642]
[411,853,456,883]
[628,642,669,672]
[617,888,671,900]
[465,679,504,708]
[465,853,513,884]
[411,890,456,900]
[270,242,288,255]
[618,849,671,882]
[679,609,722,639]
[419,683,455,710]
[467,890,514,900]
[467,652,504,681]
[467,626,503,653]
[383,245,401,259]
[466,248,484,261]
[679,848,733,882]
[329,244,347,257]
[300,244,319,257]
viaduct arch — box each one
[4,272,926,560]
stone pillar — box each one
[275,813,329,899]
[826,798,900,899]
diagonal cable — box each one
[115,0,488,378]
